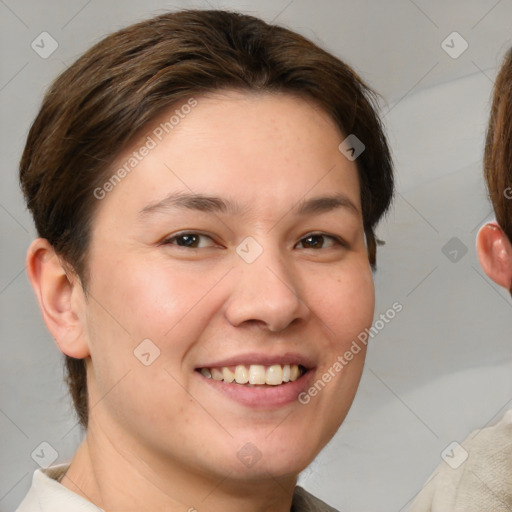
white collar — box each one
[16,463,104,512]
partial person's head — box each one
[477,48,512,293]
[21,9,393,482]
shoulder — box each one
[408,408,512,512]
[292,486,340,512]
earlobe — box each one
[476,223,512,291]
[26,238,90,359]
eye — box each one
[161,232,216,249]
[161,231,346,250]
[296,233,345,250]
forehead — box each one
[93,89,361,224]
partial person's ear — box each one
[476,223,512,291]
[26,238,90,358]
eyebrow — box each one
[138,191,360,218]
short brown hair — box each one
[484,48,512,243]
[20,9,394,428]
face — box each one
[82,90,374,482]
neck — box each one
[60,417,297,512]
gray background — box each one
[2,1,512,511]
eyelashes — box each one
[161,231,347,250]
[162,232,213,249]
[295,233,346,250]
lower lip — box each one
[197,370,314,408]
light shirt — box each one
[16,464,103,512]
[409,408,512,511]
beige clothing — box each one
[409,408,512,512]
[15,463,339,512]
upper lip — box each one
[195,352,315,370]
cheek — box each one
[91,254,177,331]
[308,260,375,348]
[288,261,373,450]
[85,251,228,362]
[83,253,223,427]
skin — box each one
[26,90,375,512]
[476,222,512,290]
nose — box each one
[224,240,311,332]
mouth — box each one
[194,353,315,407]
[195,364,308,386]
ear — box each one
[26,238,90,359]
[476,223,512,290]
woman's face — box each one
[82,90,374,481]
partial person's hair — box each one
[19,9,394,429]
[484,48,512,244]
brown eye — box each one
[297,233,342,250]
[163,232,215,248]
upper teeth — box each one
[199,364,303,385]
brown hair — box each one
[20,9,394,429]
[484,48,512,244]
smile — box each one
[197,364,307,386]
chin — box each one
[229,434,320,481]
[224,456,310,483]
